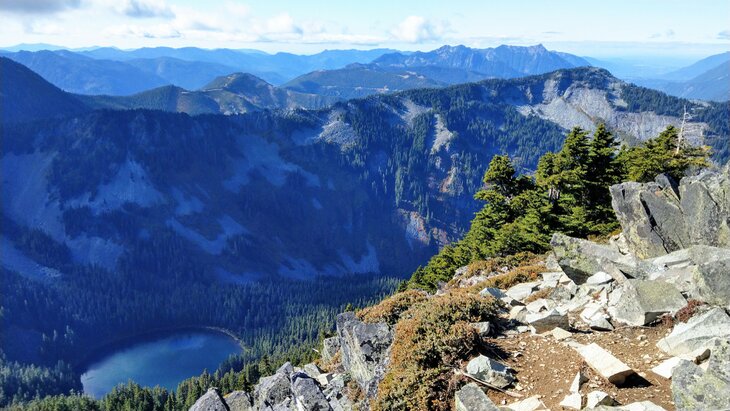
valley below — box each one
[0,38,728,411]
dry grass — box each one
[357,290,428,325]
[372,289,500,411]
[523,287,554,304]
[469,264,545,291]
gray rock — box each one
[336,312,392,397]
[505,395,547,411]
[471,321,491,338]
[291,373,331,411]
[586,271,614,285]
[224,391,253,411]
[575,343,635,385]
[321,337,341,364]
[590,316,614,331]
[255,372,292,408]
[189,388,228,411]
[611,280,686,326]
[505,281,540,301]
[692,256,730,307]
[671,338,730,411]
[657,307,730,356]
[586,391,616,408]
[480,287,507,299]
[550,233,643,284]
[610,167,730,258]
[454,382,499,411]
[303,363,322,378]
[465,355,515,388]
[525,309,569,333]
[559,393,582,410]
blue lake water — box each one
[81,331,241,398]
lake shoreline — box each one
[74,325,246,372]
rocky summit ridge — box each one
[190,165,730,410]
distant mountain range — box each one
[630,52,730,102]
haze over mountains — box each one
[2,44,728,104]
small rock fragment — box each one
[586,390,616,408]
[455,382,499,411]
[466,355,515,389]
[575,343,635,385]
[559,393,583,410]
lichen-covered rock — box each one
[671,338,730,411]
[525,309,569,333]
[465,355,515,388]
[610,166,730,259]
[224,391,253,411]
[291,372,331,411]
[321,336,341,364]
[454,383,499,411]
[692,255,730,307]
[254,372,292,408]
[657,307,730,356]
[189,387,228,411]
[550,233,643,283]
[610,280,686,326]
[335,312,392,397]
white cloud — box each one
[106,23,181,38]
[718,30,730,40]
[119,0,174,19]
[649,28,676,39]
[390,15,446,43]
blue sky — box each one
[1,0,728,59]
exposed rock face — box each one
[610,167,730,259]
[671,338,730,411]
[335,312,393,397]
[320,337,341,364]
[656,307,730,356]
[290,373,331,411]
[223,391,252,411]
[454,383,499,411]
[190,388,229,411]
[610,280,686,326]
[550,233,641,283]
[254,372,292,408]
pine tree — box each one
[585,123,621,232]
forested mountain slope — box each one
[1,63,727,406]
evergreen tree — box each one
[585,123,622,232]
[621,125,710,182]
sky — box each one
[1,0,729,60]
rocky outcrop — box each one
[335,312,393,397]
[190,388,229,411]
[609,279,686,326]
[671,338,730,410]
[454,383,499,411]
[610,166,730,258]
[550,233,641,283]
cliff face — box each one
[192,165,730,411]
[610,164,730,258]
